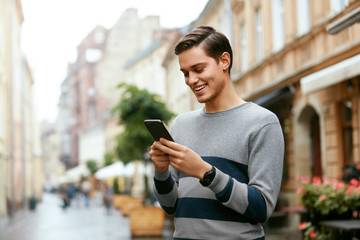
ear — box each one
[220,52,231,71]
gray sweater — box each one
[153,102,284,240]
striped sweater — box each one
[153,102,284,240]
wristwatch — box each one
[199,166,216,186]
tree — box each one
[112,83,174,165]
[85,159,99,175]
[103,151,115,167]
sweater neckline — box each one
[201,102,251,117]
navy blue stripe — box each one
[161,204,177,215]
[175,197,253,223]
[244,186,267,223]
[215,176,233,202]
[154,175,174,194]
[179,156,249,184]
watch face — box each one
[200,167,216,186]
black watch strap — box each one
[199,166,216,187]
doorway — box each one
[297,105,322,178]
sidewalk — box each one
[0,192,301,240]
[0,192,172,240]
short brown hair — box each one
[174,26,233,73]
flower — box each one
[334,182,345,190]
[298,221,308,230]
[297,186,304,195]
[319,194,326,202]
[309,230,317,238]
[350,178,359,187]
[346,186,355,195]
[312,176,322,185]
[298,175,360,220]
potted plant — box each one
[297,176,360,239]
[112,83,174,236]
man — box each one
[150,26,284,240]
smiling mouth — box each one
[195,85,206,92]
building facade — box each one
[164,0,360,209]
[229,0,360,207]
[0,0,42,217]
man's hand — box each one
[150,142,170,172]
[152,138,212,179]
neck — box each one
[204,84,245,113]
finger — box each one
[155,143,181,158]
[159,138,184,151]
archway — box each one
[296,105,322,178]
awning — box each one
[253,86,293,107]
[95,162,125,180]
[57,164,90,184]
[301,54,360,94]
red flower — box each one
[300,176,310,184]
[319,194,327,202]
[298,222,308,230]
[309,230,317,238]
[346,186,355,195]
[296,186,304,195]
[312,176,322,185]
[334,182,345,190]
[350,178,359,187]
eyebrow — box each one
[180,62,206,72]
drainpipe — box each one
[21,59,27,210]
[8,0,15,216]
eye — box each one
[195,68,204,73]
[182,72,189,77]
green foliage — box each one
[112,83,174,164]
[103,151,115,167]
[85,159,99,175]
[298,176,360,239]
[113,178,121,194]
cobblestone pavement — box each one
[0,192,302,240]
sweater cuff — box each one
[208,167,229,194]
[154,169,170,181]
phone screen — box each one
[144,119,174,141]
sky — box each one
[20,0,208,122]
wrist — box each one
[198,163,212,180]
[199,166,216,187]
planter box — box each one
[121,197,143,216]
[130,206,165,237]
[112,194,131,209]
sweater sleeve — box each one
[208,122,284,223]
[153,166,179,215]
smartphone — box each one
[144,119,174,141]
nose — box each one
[187,72,198,85]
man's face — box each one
[178,46,227,104]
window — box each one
[341,99,353,165]
[272,0,285,52]
[297,0,311,36]
[85,48,102,62]
[94,31,105,44]
[330,0,348,14]
[241,24,248,72]
[255,8,263,63]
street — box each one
[0,192,302,240]
[0,192,173,240]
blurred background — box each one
[1,0,360,239]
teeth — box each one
[195,85,205,91]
